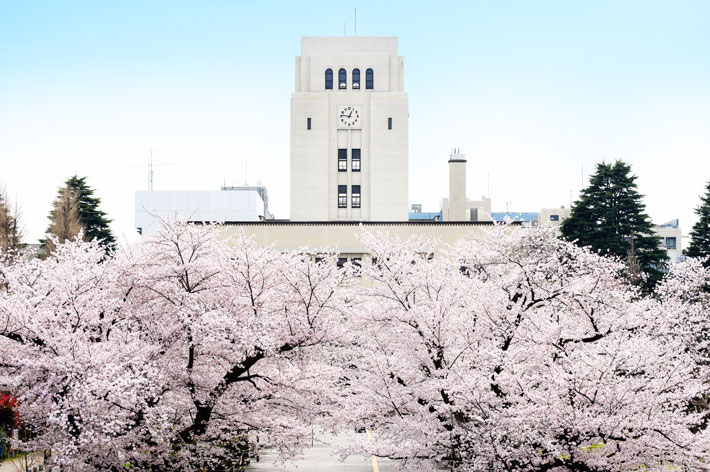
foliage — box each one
[65,175,116,250]
[2,221,709,471]
[560,160,667,290]
[0,220,349,471]
[0,186,23,261]
[44,185,82,255]
[331,226,709,471]
[686,180,710,266]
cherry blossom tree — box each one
[0,221,350,471]
[334,226,710,471]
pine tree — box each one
[45,186,82,255]
[0,186,23,259]
[686,180,710,265]
[561,160,667,290]
[64,176,115,250]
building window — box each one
[338,149,347,172]
[352,185,361,208]
[352,148,361,171]
[366,68,373,89]
[339,68,347,89]
[338,185,347,208]
[337,257,348,269]
[666,237,677,250]
[388,117,392,130]
[351,257,362,276]
[307,117,311,130]
[352,68,360,89]
[550,214,559,221]
[325,69,333,90]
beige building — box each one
[290,37,408,221]
[440,150,493,222]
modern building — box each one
[654,219,683,260]
[290,37,409,221]
[135,186,271,236]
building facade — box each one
[290,37,409,221]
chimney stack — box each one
[448,149,467,221]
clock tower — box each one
[290,37,409,221]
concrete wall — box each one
[291,37,408,221]
[222,222,493,254]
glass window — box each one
[366,68,373,89]
[388,117,392,130]
[352,68,360,89]
[339,68,347,89]
[307,117,311,130]
[325,69,333,90]
[351,257,362,276]
[550,214,559,221]
[338,149,347,172]
[352,185,361,208]
[338,185,347,208]
[337,257,347,269]
[352,148,361,172]
[666,237,677,249]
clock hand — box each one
[348,110,353,118]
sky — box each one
[1,0,709,244]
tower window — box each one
[339,68,347,89]
[338,185,347,208]
[307,117,311,130]
[338,149,347,172]
[366,68,373,89]
[352,185,361,208]
[325,69,333,90]
[352,68,360,89]
[388,117,392,130]
[352,149,361,172]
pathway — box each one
[248,431,397,472]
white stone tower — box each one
[290,37,409,221]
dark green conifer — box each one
[686,180,710,266]
[561,160,667,290]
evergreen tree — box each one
[686,180,710,265]
[45,186,82,255]
[561,160,667,289]
[64,176,115,250]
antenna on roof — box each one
[344,22,346,36]
[244,162,248,186]
[149,148,154,191]
[354,8,357,36]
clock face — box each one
[337,105,362,129]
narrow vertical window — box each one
[339,68,347,89]
[338,149,347,172]
[307,117,311,130]
[325,69,333,89]
[351,149,361,171]
[352,185,361,208]
[338,185,347,208]
[352,68,360,89]
[388,117,392,130]
[366,68,374,89]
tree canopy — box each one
[686,179,710,265]
[2,222,709,471]
[560,160,667,289]
[64,175,115,250]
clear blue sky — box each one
[1,1,709,243]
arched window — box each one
[325,69,333,90]
[339,68,347,89]
[366,68,374,89]
[352,68,360,89]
